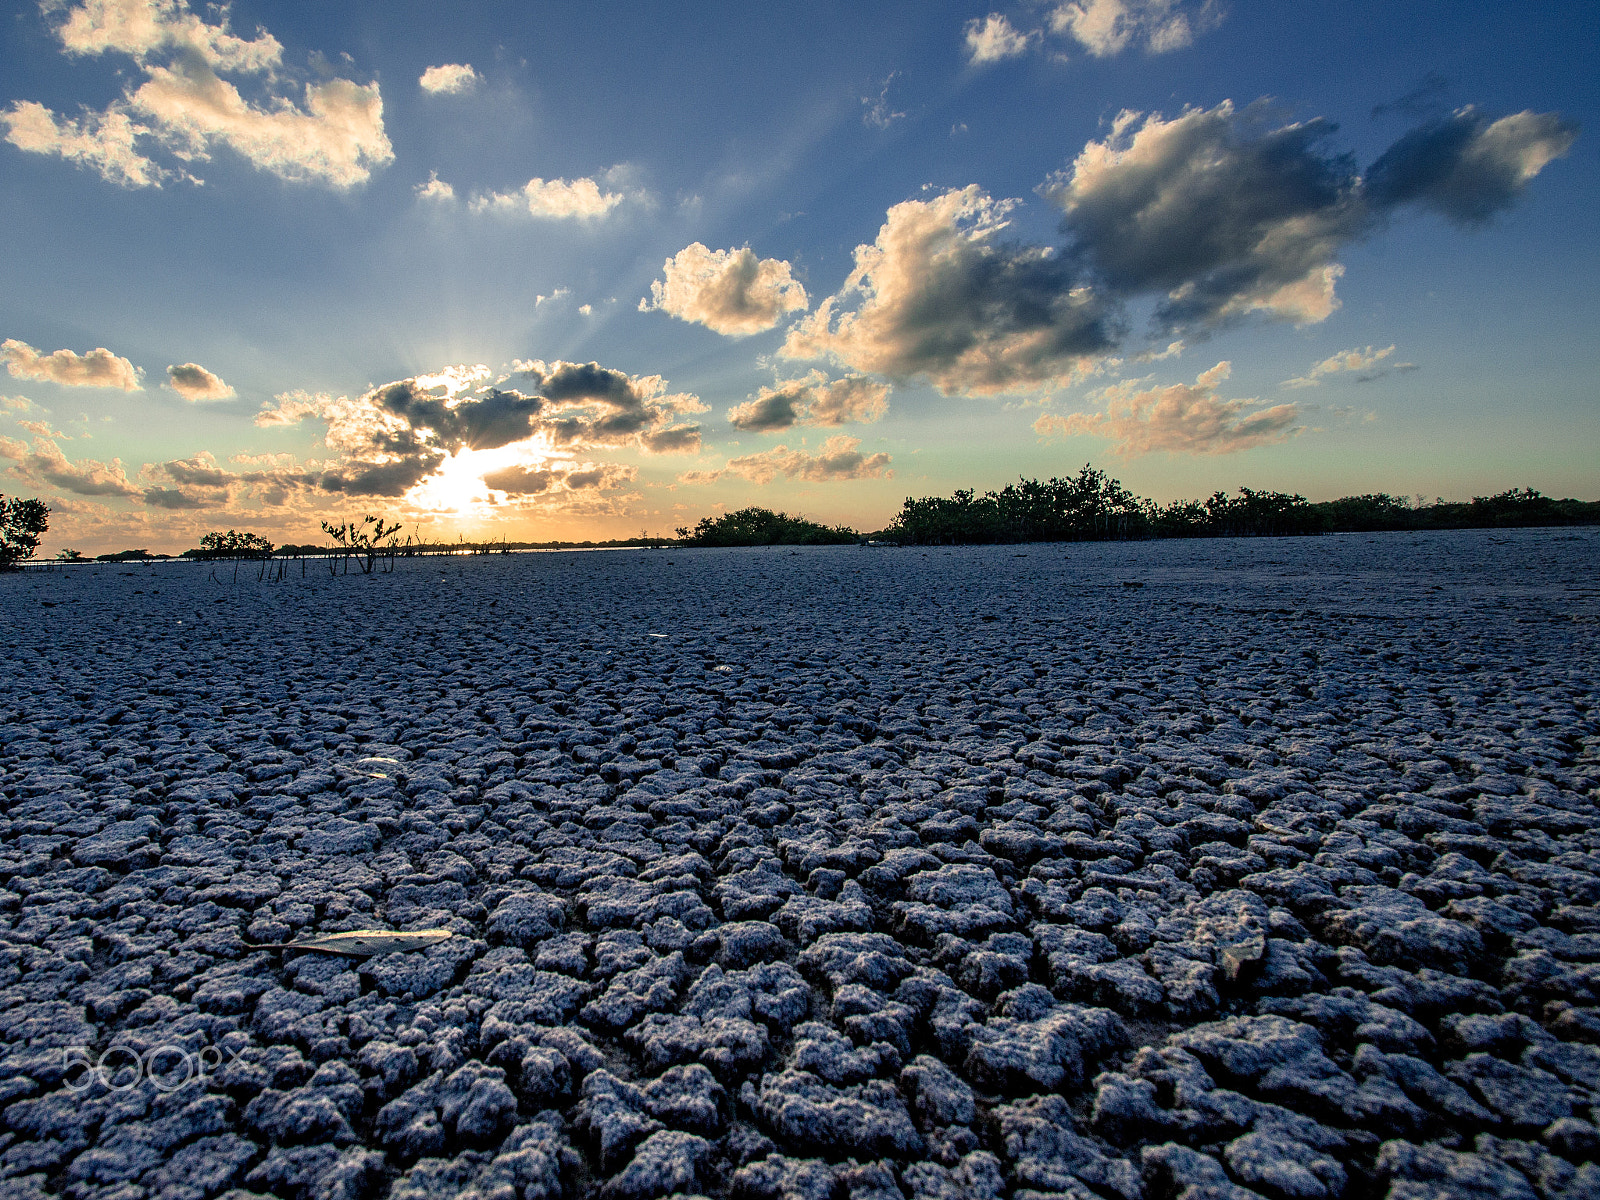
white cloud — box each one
[2,0,392,190]
[0,433,142,496]
[1035,361,1301,455]
[166,361,234,400]
[54,0,283,68]
[255,389,328,427]
[471,176,626,220]
[964,13,1035,65]
[1,101,168,188]
[783,186,1114,394]
[642,243,809,336]
[727,370,888,432]
[1282,345,1416,388]
[415,171,455,202]
[861,74,906,129]
[419,63,478,95]
[2,339,141,390]
[685,435,892,486]
[1048,0,1215,57]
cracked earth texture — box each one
[2,528,1598,1200]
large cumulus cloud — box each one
[783,99,1572,401]
[781,186,1119,394]
[1043,102,1365,330]
[1046,100,1576,334]
[1,0,391,190]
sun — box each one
[404,437,565,516]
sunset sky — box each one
[1,0,1594,552]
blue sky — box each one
[1,0,1594,552]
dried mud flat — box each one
[3,528,1599,1200]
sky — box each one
[0,0,1594,553]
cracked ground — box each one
[2,528,1598,1200]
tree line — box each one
[874,468,1600,545]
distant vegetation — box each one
[675,507,860,547]
[0,495,49,569]
[877,467,1600,544]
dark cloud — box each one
[372,384,545,451]
[1045,102,1364,332]
[640,425,703,454]
[728,372,890,431]
[1039,99,1576,338]
[783,186,1119,394]
[142,486,208,509]
[1366,107,1579,227]
[728,387,801,432]
[1371,74,1452,121]
[785,100,1575,396]
[318,458,441,498]
[251,359,702,498]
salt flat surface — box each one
[2,528,1598,1200]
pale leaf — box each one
[252,929,454,956]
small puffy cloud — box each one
[2,339,141,390]
[419,63,478,95]
[17,419,67,438]
[1043,102,1365,333]
[694,435,892,486]
[166,361,234,400]
[1282,344,1416,388]
[255,389,327,426]
[1035,361,1300,456]
[642,243,809,336]
[1048,0,1215,57]
[4,0,391,190]
[0,434,142,496]
[415,171,455,201]
[1,395,34,412]
[964,13,1035,65]
[472,176,626,220]
[727,370,888,432]
[783,186,1116,394]
[1366,107,1578,227]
